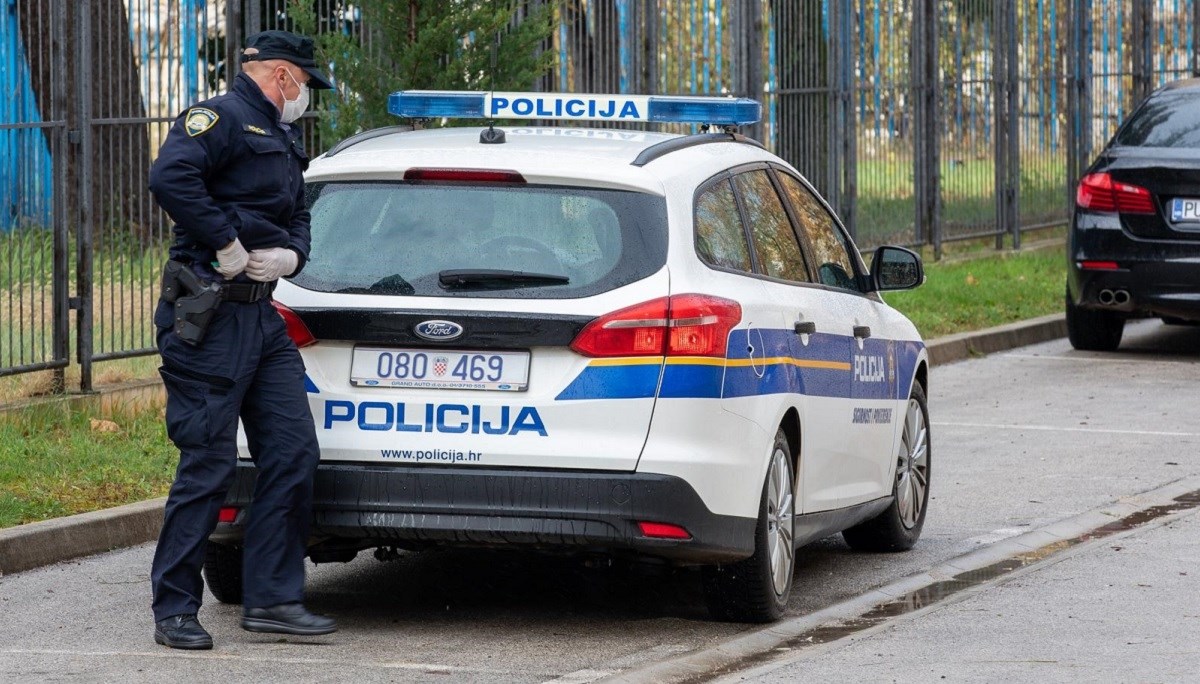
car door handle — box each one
[794,321,816,335]
[853,325,872,339]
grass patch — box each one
[883,242,1066,339]
[0,402,177,528]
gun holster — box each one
[161,260,223,346]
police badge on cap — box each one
[240,30,334,90]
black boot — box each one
[154,614,214,650]
[241,603,337,636]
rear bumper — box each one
[211,462,756,564]
[1068,216,1200,320]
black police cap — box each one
[241,30,333,90]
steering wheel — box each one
[478,235,562,273]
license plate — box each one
[1170,197,1200,225]
[351,347,530,391]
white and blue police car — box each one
[207,91,930,623]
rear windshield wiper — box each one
[438,269,570,289]
[334,273,415,296]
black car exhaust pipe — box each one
[1113,289,1130,306]
[1098,289,1115,305]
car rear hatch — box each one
[280,174,671,471]
[1100,86,1200,242]
[1098,148,1200,242]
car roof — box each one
[1158,78,1200,93]
[306,126,766,194]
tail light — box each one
[1076,172,1155,214]
[569,294,742,358]
[217,506,239,523]
[271,301,317,348]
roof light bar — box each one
[387,91,762,126]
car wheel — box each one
[1066,286,1124,351]
[202,543,244,604]
[843,382,930,552]
[702,428,794,623]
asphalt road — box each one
[1,318,1196,683]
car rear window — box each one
[292,182,668,298]
[1114,89,1200,148]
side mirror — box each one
[870,245,924,292]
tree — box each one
[290,0,559,144]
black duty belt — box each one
[220,281,274,303]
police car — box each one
[206,91,930,623]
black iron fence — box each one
[2,0,1198,390]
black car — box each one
[1067,78,1200,351]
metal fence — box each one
[2,0,1199,391]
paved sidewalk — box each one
[724,506,1200,683]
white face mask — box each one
[279,70,310,124]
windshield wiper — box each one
[334,273,415,295]
[438,269,570,289]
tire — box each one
[1066,286,1124,351]
[843,382,930,552]
[702,428,795,623]
[202,543,244,604]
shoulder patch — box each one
[244,124,270,136]
[184,108,219,137]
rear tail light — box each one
[569,294,742,358]
[217,506,239,524]
[1076,172,1155,214]
[1078,260,1120,271]
[637,521,692,539]
[271,301,317,348]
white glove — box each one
[215,238,248,279]
[246,247,299,282]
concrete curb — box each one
[925,312,1066,366]
[0,315,1069,576]
[0,497,165,576]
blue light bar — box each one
[387,91,486,118]
[387,91,761,126]
[647,96,761,127]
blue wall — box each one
[1,0,54,232]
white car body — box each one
[215,107,929,621]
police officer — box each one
[147,30,335,650]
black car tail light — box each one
[1076,172,1155,215]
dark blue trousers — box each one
[150,296,319,622]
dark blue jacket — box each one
[149,72,311,275]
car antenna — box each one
[480,33,506,145]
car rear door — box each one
[775,170,902,507]
[709,167,855,514]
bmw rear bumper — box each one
[211,462,756,564]
[1068,217,1200,321]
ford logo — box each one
[414,320,464,341]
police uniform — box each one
[147,30,335,649]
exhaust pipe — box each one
[1098,289,1115,305]
[1113,289,1130,306]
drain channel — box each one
[681,489,1200,684]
